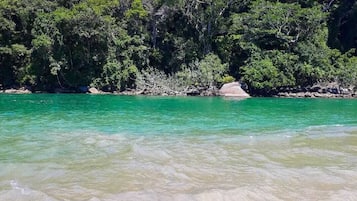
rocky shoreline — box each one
[275,83,356,98]
[276,92,356,98]
[0,88,32,94]
[1,82,356,98]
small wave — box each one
[243,125,357,140]
[0,189,58,201]
[10,180,29,195]
[1,126,357,201]
[95,186,357,201]
[0,180,58,201]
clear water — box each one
[0,94,356,201]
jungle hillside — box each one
[0,0,357,96]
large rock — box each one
[219,82,250,98]
[88,87,100,94]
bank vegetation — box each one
[0,0,356,96]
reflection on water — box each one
[0,126,356,201]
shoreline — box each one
[275,92,357,99]
[1,88,356,99]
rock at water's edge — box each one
[219,82,250,98]
[277,82,356,98]
[3,88,31,94]
[88,87,100,94]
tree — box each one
[0,0,356,95]
[177,53,229,88]
[328,0,357,53]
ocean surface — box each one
[0,94,356,201]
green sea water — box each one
[0,94,356,201]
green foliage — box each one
[230,0,327,52]
[222,75,235,84]
[95,60,138,91]
[0,0,356,95]
[177,53,229,87]
[125,0,147,19]
[0,44,31,87]
[32,34,52,49]
[241,55,295,93]
[330,49,357,87]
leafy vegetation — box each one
[0,0,356,95]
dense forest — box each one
[0,0,356,95]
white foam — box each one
[0,180,58,201]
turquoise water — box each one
[0,94,357,200]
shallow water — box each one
[0,94,356,201]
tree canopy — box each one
[0,0,356,95]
